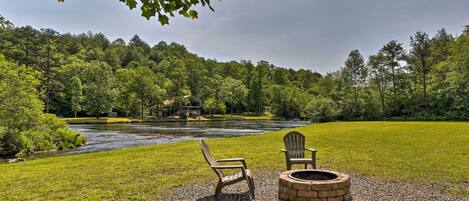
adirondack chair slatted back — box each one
[283,131,305,158]
[199,139,224,177]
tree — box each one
[82,61,115,118]
[130,67,164,118]
[0,15,13,30]
[186,59,207,98]
[0,54,84,156]
[380,41,405,96]
[58,0,214,25]
[203,97,225,116]
[129,35,150,53]
[70,76,83,118]
[221,77,248,114]
[379,40,406,115]
[342,50,367,100]
[340,50,367,118]
[430,29,453,65]
[432,29,469,118]
[39,28,62,113]
[115,68,136,117]
[368,53,388,113]
[246,62,269,114]
[409,31,432,102]
[167,59,189,115]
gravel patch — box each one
[167,170,468,201]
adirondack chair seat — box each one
[289,158,314,163]
[222,169,252,184]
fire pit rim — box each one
[287,169,340,182]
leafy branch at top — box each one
[58,0,214,25]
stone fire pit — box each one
[279,169,351,201]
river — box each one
[28,120,309,159]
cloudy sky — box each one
[1,0,469,73]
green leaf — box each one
[158,15,169,25]
[188,10,198,19]
[120,0,137,9]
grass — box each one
[0,122,468,200]
[444,187,469,196]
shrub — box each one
[270,85,310,119]
[304,97,338,122]
[0,55,86,157]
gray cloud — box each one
[1,0,468,73]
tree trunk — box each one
[169,105,172,116]
[125,95,129,117]
[422,58,428,112]
[141,103,144,119]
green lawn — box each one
[0,122,468,200]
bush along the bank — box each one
[304,96,338,123]
[0,55,85,157]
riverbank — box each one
[0,122,468,200]
[63,114,277,124]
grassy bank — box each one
[0,122,468,200]
[63,114,275,124]
[62,117,143,124]
[62,117,209,124]
[203,113,277,120]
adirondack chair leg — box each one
[287,162,292,171]
[247,176,255,198]
[304,164,308,169]
[215,181,223,197]
[312,152,317,169]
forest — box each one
[1,14,469,124]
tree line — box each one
[1,16,468,123]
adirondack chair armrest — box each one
[212,165,248,178]
[211,165,245,170]
[305,148,317,152]
[280,149,287,152]
[217,158,245,162]
[217,158,247,168]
